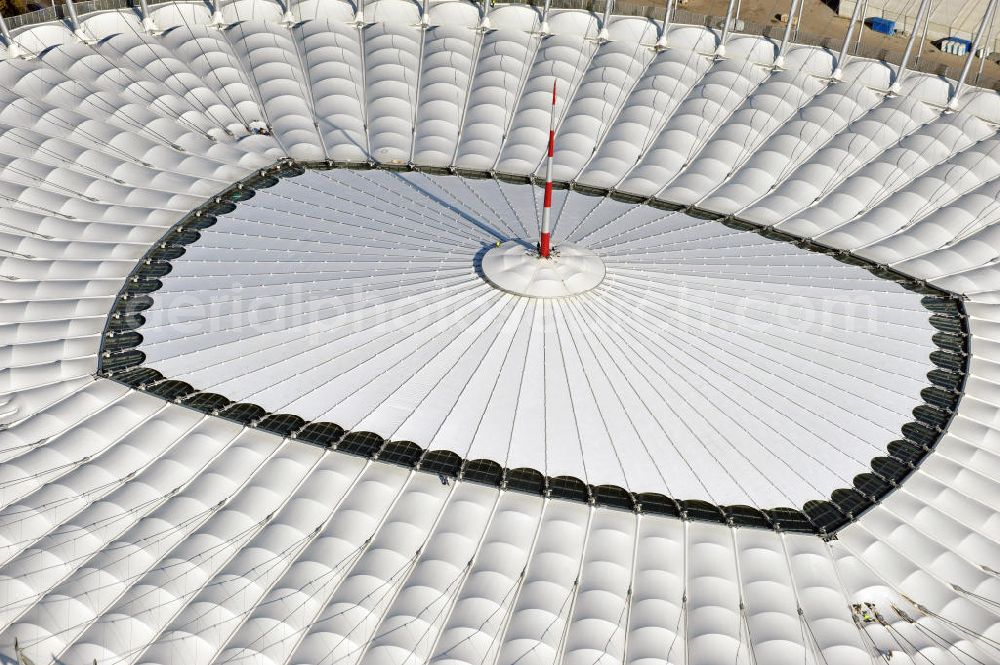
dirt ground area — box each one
[621,0,1000,89]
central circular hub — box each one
[481,240,606,298]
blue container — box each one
[868,17,896,35]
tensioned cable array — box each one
[135,169,939,508]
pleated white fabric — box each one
[0,1,998,664]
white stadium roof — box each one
[0,0,999,664]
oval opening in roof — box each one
[104,166,967,532]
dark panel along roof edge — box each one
[97,159,972,539]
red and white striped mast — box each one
[539,80,557,259]
[481,77,604,298]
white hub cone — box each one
[481,241,606,298]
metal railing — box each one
[530,0,1000,89]
[6,0,136,29]
[3,0,999,90]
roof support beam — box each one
[597,0,614,42]
[976,3,998,84]
[654,0,675,50]
[716,0,738,57]
[773,0,801,69]
[63,0,93,43]
[890,0,931,94]
[137,0,159,34]
[540,0,553,35]
[479,0,492,31]
[280,0,296,27]
[0,14,22,59]
[209,0,227,28]
[832,0,865,80]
